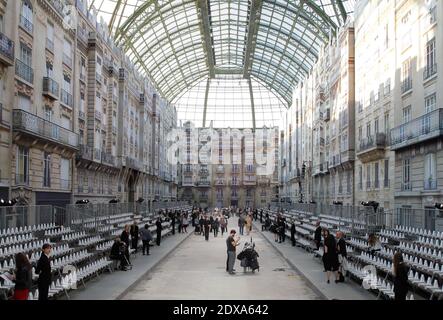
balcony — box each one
[101,152,116,167]
[126,157,142,170]
[424,179,437,191]
[112,126,117,135]
[340,150,355,165]
[42,77,59,100]
[78,110,85,121]
[384,179,390,188]
[390,108,443,150]
[401,182,412,191]
[357,133,387,162]
[0,32,14,66]
[182,180,194,187]
[200,194,209,201]
[15,59,34,84]
[401,78,412,94]
[257,177,269,185]
[19,15,33,34]
[423,64,437,81]
[231,166,240,174]
[77,28,88,45]
[196,180,211,187]
[198,169,209,176]
[243,176,257,185]
[96,72,103,84]
[140,93,145,105]
[323,108,330,121]
[12,109,79,150]
[60,90,73,108]
[215,179,225,186]
[216,166,225,174]
[95,110,102,121]
[15,174,29,186]
[329,154,341,169]
[62,54,72,68]
[231,194,239,200]
[78,144,93,161]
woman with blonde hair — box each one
[245,214,253,235]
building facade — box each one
[0,0,177,206]
[178,123,279,209]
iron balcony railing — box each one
[358,133,387,153]
[15,59,34,84]
[19,15,33,34]
[77,28,88,44]
[12,109,79,149]
[390,108,443,150]
[424,179,437,190]
[60,90,73,108]
[96,72,103,83]
[384,179,390,188]
[63,54,72,68]
[95,110,102,121]
[42,77,59,99]
[78,144,93,161]
[78,110,85,120]
[401,182,412,191]
[0,32,14,65]
[401,77,413,94]
[423,64,437,81]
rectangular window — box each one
[425,93,436,113]
[60,158,70,189]
[16,146,29,184]
[402,159,411,190]
[0,15,4,33]
[426,38,436,70]
[384,113,390,134]
[366,165,371,189]
[424,153,437,190]
[384,159,389,188]
[366,123,371,138]
[403,106,411,123]
[359,166,363,190]
[43,152,51,187]
[374,118,379,134]
[347,170,351,194]
[374,162,379,188]
[20,42,32,66]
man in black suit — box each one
[35,243,52,300]
[156,217,163,246]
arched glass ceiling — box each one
[90,0,356,108]
[176,75,285,128]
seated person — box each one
[261,217,272,231]
[367,233,382,256]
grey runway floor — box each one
[121,220,321,300]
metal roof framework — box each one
[90,0,355,109]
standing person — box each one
[322,229,339,284]
[220,215,227,236]
[120,225,131,265]
[182,214,189,233]
[199,215,205,237]
[139,224,153,255]
[12,253,32,300]
[203,215,211,241]
[290,221,296,247]
[130,221,139,253]
[336,231,347,282]
[260,209,263,223]
[156,217,163,246]
[226,229,240,274]
[213,217,220,237]
[314,221,322,250]
[393,252,409,300]
[35,243,52,300]
[238,214,245,235]
[245,214,252,236]
[171,213,176,235]
[278,215,286,243]
[178,213,183,233]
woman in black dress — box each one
[322,228,339,284]
[393,252,409,300]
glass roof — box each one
[90,0,355,124]
[176,75,285,128]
